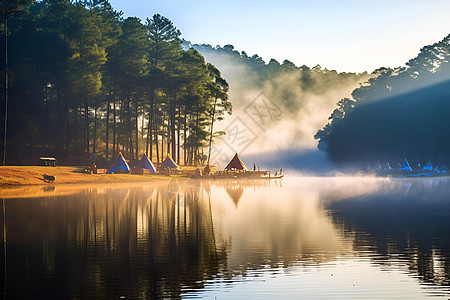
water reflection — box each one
[209,179,353,276]
[1,177,450,298]
[1,180,225,298]
[325,177,450,288]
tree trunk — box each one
[154,110,159,164]
[146,88,154,160]
[120,100,125,156]
[85,101,90,158]
[106,78,112,161]
[127,51,134,160]
[93,105,97,161]
[189,110,193,165]
[127,99,133,159]
[64,93,69,158]
[135,100,139,159]
[106,100,110,160]
[75,108,79,153]
[161,110,164,163]
[2,8,8,165]
[80,107,84,155]
[170,93,176,162]
[183,105,187,165]
[141,108,144,140]
[177,103,180,165]
[112,94,116,158]
[195,103,199,166]
[207,96,218,165]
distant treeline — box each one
[315,34,450,166]
[0,0,231,165]
[188,42,370,113]
[187,42,370,85]
[185,42,371,151]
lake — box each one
[2,177,450,299]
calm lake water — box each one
[2,177,450,299]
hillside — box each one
[327,79,450,166]
[184,42,371,156]
[315,34,450,167]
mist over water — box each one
[245,148,337,176]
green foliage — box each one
[315,34,450,164]
[68,43,106,100]
[1,1,230,165]
[0,0,34,16]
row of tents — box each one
[106,152,249,175]
[107,152,180,174]
[369,159,448,176]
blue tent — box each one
[136,154,156,173]
[422,160,433,171]
[107,152,130,174]
[400,159,412,171]
[373,161,382,171]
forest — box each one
[0,0,231,166]
[186,42,371,153]
[189,41,370,113]
[315,34,450,167]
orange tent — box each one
[224,153,247,171]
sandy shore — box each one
[0,166,182,187]
[0,166,195,199]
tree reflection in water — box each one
[1,180,226,299]
[323,177,450,288]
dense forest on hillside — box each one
[188,42,370,113]
[315,34,450,166]
[186,42,371,151]
[0,0,231,166]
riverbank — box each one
[0,166,186,188]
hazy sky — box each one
[109,0,450,73]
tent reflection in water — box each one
[135,154,156,174]
[107,152,131,174]
[225,184,244,207]
[224,153,247,172]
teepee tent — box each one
[136,154,156,173]
[422,160,433,171]
[400,159,412,171]
[203,164,211,175]
[107,152,131,174]
[225,153,247,171]
[383,162,392,170]
[161,154,180,170]
[373,161,382,171]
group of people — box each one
[274,169,283,176]
[252,163,283,176]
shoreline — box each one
[0,166,190,188]
[0,166,275,199]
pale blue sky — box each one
[109,0,450,73]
